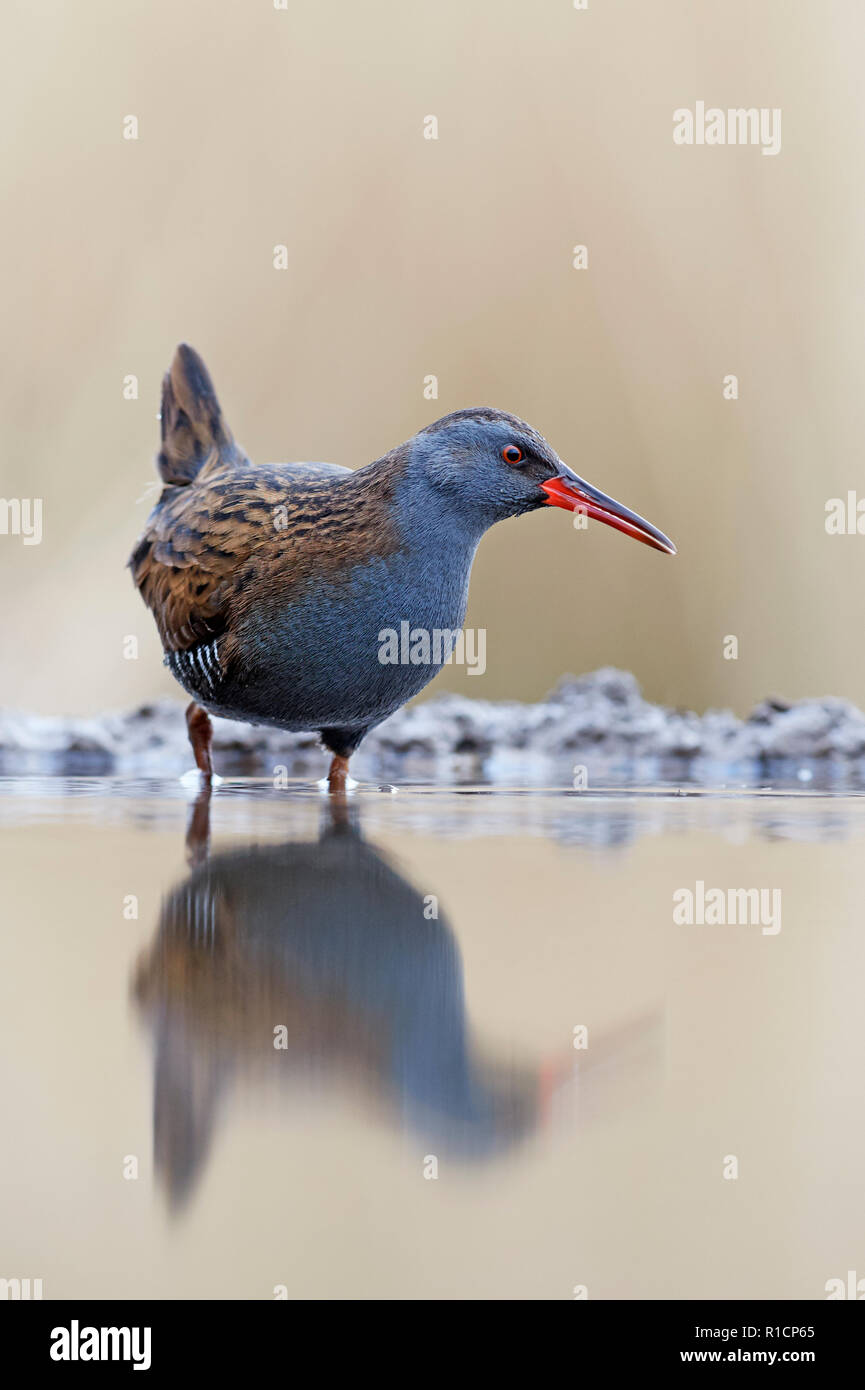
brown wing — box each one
[131,343,371,663]
[129,460,354,655]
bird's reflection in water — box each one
[134,790,580,1211]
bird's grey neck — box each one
[391,471,493,553]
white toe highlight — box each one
[317,775,358,791]
[180,769,223,789]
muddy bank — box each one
[3,669,865,774]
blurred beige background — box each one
[1,0,863,716]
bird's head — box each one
[406,408,676,554]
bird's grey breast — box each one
[227,529,478,732]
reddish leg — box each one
[327,753,351,792]
[185,701,214,779]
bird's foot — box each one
[321,754,357,793]
[180,768,223,788]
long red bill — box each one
[541,473,676,555]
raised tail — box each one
[157,343,238,485]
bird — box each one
[129,344,675,788]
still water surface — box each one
[1,777,863,1299]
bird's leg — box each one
[320,728,361,793]
[327,753,351,792]
[185,701,214,779]
[184,703,215,863]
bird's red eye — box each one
[502,445,523,465]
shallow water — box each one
[1,776,863,1300]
